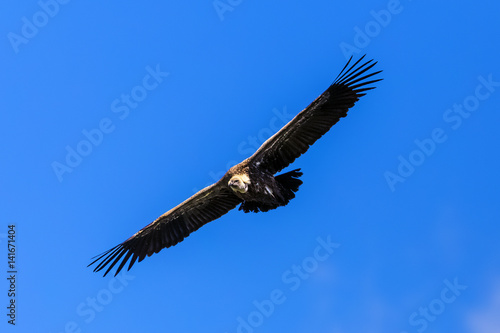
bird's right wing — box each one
[88,182,242,276]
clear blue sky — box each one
[1,1,499,332]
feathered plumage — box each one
[89,55,382,276]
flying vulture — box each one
[89,55,382,276]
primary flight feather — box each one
[89,55,382,276]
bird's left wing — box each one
[88,182,242,276]
[247,56,382,174]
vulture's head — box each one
[228,175,249,193]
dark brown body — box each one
[224,160,303,213]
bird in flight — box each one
[89,55,382,276]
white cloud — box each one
[468,281,500,333]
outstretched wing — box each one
[248,55,382,174]
[88,183,242,276]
